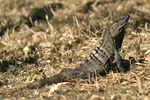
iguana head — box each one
[109,15,130,49]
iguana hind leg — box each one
[114,49,126,73]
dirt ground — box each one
[0,0,150,99]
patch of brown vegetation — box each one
[0,0,150,99]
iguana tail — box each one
[5,72,70,97]
[26,72,70,89]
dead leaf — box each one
[136,27,142,32]
[69,80,77,86]
[129,79,137,83]
[135,74,142,90]
[21,8,28,17]
[39,42,54,48]
[90,94,102,100]
[117,5,123,11]
[121,81,128,85]
[60,95,67,100]
[30,70,40,75]
[136,66,143,70]
[145,50,150,55]
[39,92,45,100]
[48,82,69,95]
[127,35,132,39]
[77,43,82,50]
[113,87,121,90]
[140,44,150,52]
[143,96,150,100]
[110,94,116,100]
[138,89,145,94]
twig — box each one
[131,5,150,14]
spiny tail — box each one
[7,72,70,96]
[26,73,70,89]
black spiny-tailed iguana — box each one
[11,15,130,91]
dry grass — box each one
[0,0,150,99]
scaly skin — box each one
[25,15,130,89]
[9,15,129,92]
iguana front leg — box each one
[114,49,126,73]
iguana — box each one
[11,15,130,92]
